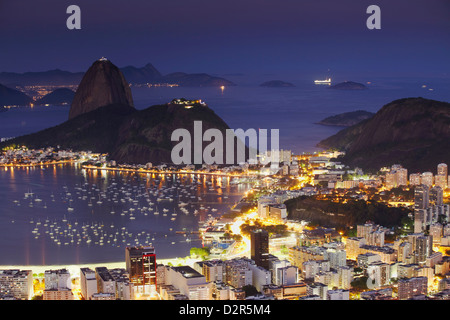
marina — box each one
[0,163,251,265]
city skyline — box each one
[1,0,450,306]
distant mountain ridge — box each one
[163,72,234,87]
[0,59,240,165]
[0,62,235,87]
[318,97,450,172]
[0,69,84,86]
[120,63,163,84]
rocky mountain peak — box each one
[68,59,134,120]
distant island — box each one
[317,97,450,172]
[260,80,295,88]
[328,81,367,90]
[0,62,235,87]
[316,110,374,127]
[35,88,75,106]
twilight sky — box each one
[0,0,449,79]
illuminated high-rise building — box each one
[414,210,426,233]
[429,223,443,244]
[367,262,390,287]
[80,268,97,300]
[414,185,429,210]
[435,174,448,190]
[409,173,422,186]
[421,172,434,187]
[125,246,157,295]
[44,269,71,290]
[385,172,396,189]
[397,277,427,300]
[95,267,115,295]
[438,163,448,178]
[251,229,270,270]
[415,235,433,263]
[385,166,408,189]
[430,186,444,206]
[0,270,33,300]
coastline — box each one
[0,160,76,168]
[81,165,248,177]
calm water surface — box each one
[0,164,249,264]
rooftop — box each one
[0,269,31,277]
[95,267,115,282]
[171,266,204,279]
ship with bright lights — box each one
[314,78,332,85]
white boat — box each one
[24,191,34,199]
